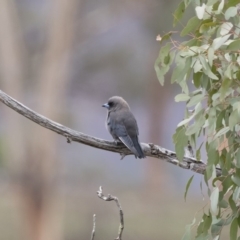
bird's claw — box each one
[115,140,123,146]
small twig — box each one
[90,214,96,240]
[97,186,124,240]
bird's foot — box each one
[114,140,123,146]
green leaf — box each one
[235,149,240,168]
[225,7,238,20]
[196,213,212,238]
[182,218,196,240]
[222,175,233,193]
[199,54,208,70]
[157,43,171,64]
[226,39,240,51]
[210,187,219,215]
[193,72,202,88]
[230,218,238,240]
[225,0,240,8]
[181,16,201,36]
[182,38,201,47]
[171,57,191,83]
[184,175,194,201]
[154,43,172,85]
[184,0,193,7]
[220,78,232,100]
[211,223,221,239]
[229,109,240,131]
[207,148,219,166]
[196,142,203,161]
[195,4,206,19]
[216,0,224,14]
[213,127,230,140]
[231,174,240,187]
[185,111,205,136]
[229,193,238,212]
[157,32,173,44]
[193,60,203,73]
[187,94,204,107]
[177,116,194,127]
[175,93,190,102]
[155,68,164,85]
[186,124,201,135]
[199,20,218,34]
[220,22,233,35]
[212,34,231,50]
[203,67,219,80]
[173,1,185,27]
[219,199,228,208]
[208,47,214,67]
[224,64,232,79]
[233,185,240,202]
[173,126,188,161]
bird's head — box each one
[102,96,130,111]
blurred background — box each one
[0,0,216,239]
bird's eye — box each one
[108,101,114,107]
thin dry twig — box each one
[90,214,96,240]
[97,186,124,240]
[0,89,222,176]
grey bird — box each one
[102,96,145,159]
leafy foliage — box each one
[155,0,240,239]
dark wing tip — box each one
[131,137,145,159]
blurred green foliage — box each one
[155,0,240,239]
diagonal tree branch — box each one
[0,89,221,176]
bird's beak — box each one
[102,103,109,109]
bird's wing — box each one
[113,122,139,157]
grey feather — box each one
[103,96,145,159]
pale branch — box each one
[90,214,96,240]
[97,186,124,240]
[0,89,221,176]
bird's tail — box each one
[132,137,145,159]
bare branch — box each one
[90,214,96,240]
[0,89,222,176]
[97,186,124,240]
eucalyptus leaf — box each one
[226,39,240,51]
[229,109,239,131]
[184,175,194,201]
[225,7,237,20]
[220,22,233,35]
[231,175,240,187]
[193,59,203,73]
[195,4,206,19]
[210,187,219,215]
[212,34,231,50]
[175,93,190,102]
[187,94,205,107]
[208,47,214,67]
[216,0,224,14]
[213,127,230,140]
[220,78,232,100]
[230,218,238,240]
[181,16,201,36]
[173,126,188,161]
[235,149,240,168]
[182,218,196,240]
[174,1,185,26]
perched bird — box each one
[102,96,145,159]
